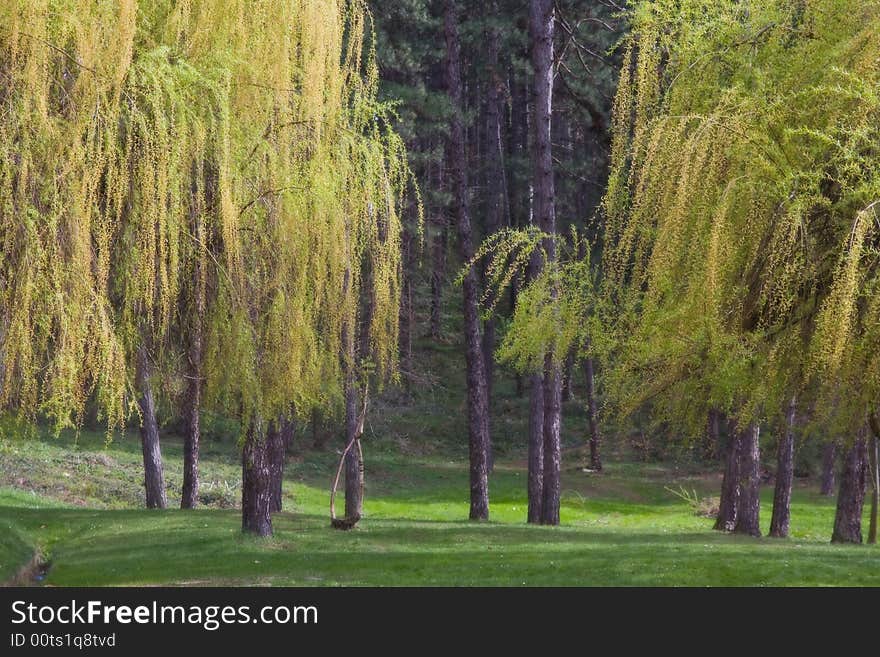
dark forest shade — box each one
[443,0,490,521]
[820,442,837,496]
[868,435,879,545]
[584,357,602,471]
[135,343,167,510]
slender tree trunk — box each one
[444,0,490,521]
[831,436,868,544]
[530,0,561,526]
[868,434,878,545]
[181,197,206,509]
[769,396,796,538]
[734,423,761,537]
[242,418,272,536]
[704,407,721,461]
[527,372,545,524]
[181,310,202,509]
[267,419,286,513]
[820,442,837,496]
[561,351,575,402]
[181,353,200,509]
[714,420,741,531]
[541,360,562,524]
[341,257,364,520]
[583,357,602,471]
[343,363,363,520]
[480,18,504,474]
[135,344,166,509]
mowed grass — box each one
[1,428,878,586]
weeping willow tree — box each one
[601,0,880,538]
[0,0,411,535]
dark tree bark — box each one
[444,0,490,521]
[704,407,721,461]
[182,165,211,509]
[530,0,561,526]
[820,442,837,496]
[480,16,505,473]
[135,343,167,509]
[343,367,364,521]
[181,304,202,509]
[831,436,868,544]
[769,396,796,538]
[541,360,562,524]
[561,350,575,402]
[181,350,201,509]
[714,420,741,531]
[583,356,602,471]
[527,371,545,524]
[734,423,761,537]
[267,420,286,513]
[242,419,272,536]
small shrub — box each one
[665,485,719,518]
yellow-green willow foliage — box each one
[602,0,880,437]
[0,0,412,433]
[470,228,603,373]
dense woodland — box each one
[1,0,879,573]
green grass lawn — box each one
[1,427,878,586]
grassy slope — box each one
[0,306,877,586]
[0,428,877,586]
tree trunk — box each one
[714,420,741,531]
[267,419,286,513]
[343,368,363,520]
[769,396,796,538]
[530,0,561,526]
[584,357,602,471]
[734,423,761,537]
[561,350,575,402]
[182,172,208,509]
[181,321,202,509]
[135,344,166,509]
[541,359,562,525]
[820,442,837,496]
[868,434,879,545]
[832,436,868,544]
[480,20,505,474]
[444,0,490,521]
[527,372,545,524]
[242,418,272,536]
[704,407,721,461]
